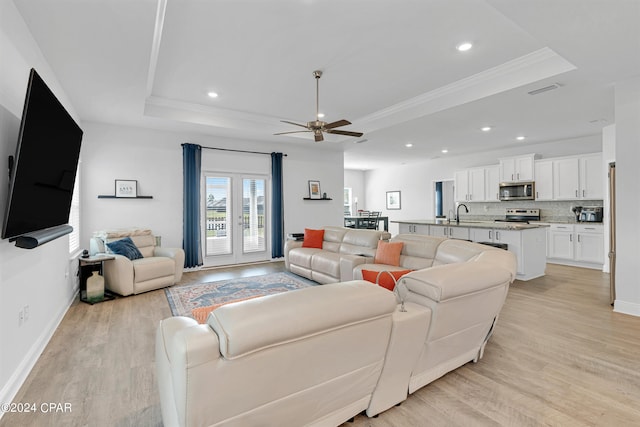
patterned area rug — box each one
[165,272,317,322]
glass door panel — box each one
[242,178,266,253]
[205,176,232,257]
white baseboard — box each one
[614,300,640,318]
[0,291,76,420]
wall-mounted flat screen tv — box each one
[2,68,83,241]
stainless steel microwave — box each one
[499,181,535,201]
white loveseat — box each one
[157,235,517,426]
[90,228,185,296]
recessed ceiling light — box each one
[405,143,413,148]
[456,42,473,52]
[207,91,218,98]
[481,126,492,132]
[516,136,526,141]
[441,149,448,153]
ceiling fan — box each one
[274,70,364,142]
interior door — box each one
[203,173,269,267]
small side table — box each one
[79,255,116,304]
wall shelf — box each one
[303,197,332,201]
[97,195,153,199]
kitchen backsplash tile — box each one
[461,200,603,223]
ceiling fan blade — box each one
[325,129,364,138]
[314,132,324,142]
[323,119,351,130]
[280,120,309,129]
[274,130,312,135]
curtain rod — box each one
[182,144,287,156]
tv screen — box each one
[2,68,83,240]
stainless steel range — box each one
[495,208,540,224]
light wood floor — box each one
[2,263,639,427]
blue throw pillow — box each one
[106,237,143,260]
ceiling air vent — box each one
[528,83,561,95]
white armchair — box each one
[90,228,185,296]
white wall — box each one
[80,122,345,250]
[363,135,603,236]
[0,0,81,409]
[613,76,640,316]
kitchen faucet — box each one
[456,203,469,225]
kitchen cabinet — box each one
[398,223,429,235]
[575,224,604,264]
[470,226,547,279]
[500,154,536,182]
[534,160,554,200]
[455,166,499,202]
[548,224,574,259]
[454,168,485,202]
[552,153,603,200]
[547,223,604,267]
[485,165,500,202]
[429,225,469,240]
[580,153,603,199]
[553,158,580,200]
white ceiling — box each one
[14,0,640,170]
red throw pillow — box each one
[362,269,413,291]
[374,241,404,266]
[302,228,324,248]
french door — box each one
[203,173,269,266]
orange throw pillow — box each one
[191,295,261,324]
[302,228,324,248]
[362,269,413,291]
[374,241,404,266]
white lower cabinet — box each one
[429,225,469,240]
[398,223,429,235]
[547,223,604,267]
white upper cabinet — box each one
[553,157,580,199]
[484,165,500,202]
[469,168,486,202]
[500,154,536,182]
[580,153,603,200]
[534,160,554,201]
[455,166,498,202]
[552,153,603,201]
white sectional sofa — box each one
[284,226,391,284]
[157,230,517,426]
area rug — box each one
[165,272,317,323]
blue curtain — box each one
[183,143,203,268]
[271,152,284,258]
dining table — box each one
[343,215,389,231]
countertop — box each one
[391,219,550,230]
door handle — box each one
[496,231,500,241]
[489,230,493,240]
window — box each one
[68,167,80,254]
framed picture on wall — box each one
[115,179,138,198]
[386,190,401,210]
[308,180,321,199]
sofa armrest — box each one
[284,240,304,269]
[156,316,221,427]
[102,254,135,296]
[155,246,186,282]
[339,254,372,281]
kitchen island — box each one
[392,219,548,281]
